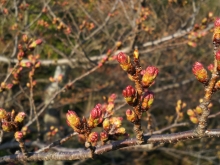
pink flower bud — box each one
[141,66,159,87]
[6,84,13,90]
[216,50,220,70]
[192,62,208,83]
[207,64,214,73]
[116,52,132,71]
[108,93,117,103]
[100,131,108,142]
[66,110,81,132]
[14,131,24,141]
[88,104,103,128]
[14,112,26,123]
[122,85,137,106]
[29,39,43,49]
[0,108,7,120]
[2,121,14,132]
[214,18,220,27]
[126,109,137,123]
[87,132,99,146]
[141,91,154,111]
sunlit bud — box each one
[192,62,208,83]
[108,93,117,103]
[190,116,198,124]
[66,110,81,131]
[87,132,99,146]
[0,108,7,120]
[100,131,108,142]
[133,48,139,59]
[115,127,126,135]
[195,106,203,115]
[12,80,19,85]
[116,52,132,71]
[14,131,24,141]
[215,50,220,70]
[14,112,26,123]
[106,102,114,115]
[29,39,43,49]
[49,77,55,82]
[213,18,220,44]
[141,66,159,87]
[207,64,214,73]
[122,85,137,106]
[88,104,103,128]
[115,41,122,48]
[17,51,24,61]
[201,17,207,24]
[102,118,110,130]
[187,41,197,47]
[187,109,195,116]
[2,121,14,132]
[6,84,13,90]
[1,82,6,89]
[215,80,220,89]
[141,91,154,111]
[110,117,123,128]
[214,18,220,27]
[22,34,28,43]
[35,61,41,68]
[20,62,31,68]
[208,12,213,18]
[126,109,137,123]
[29,70,34,78]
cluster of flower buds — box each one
[187,12,214,47]
[0,108,26,132]
[122,85,137,106]
[175,100,186,121]
[0,82,13,92]
[192,62,209,84]
[79,20,95,31]
[213,17,220,44]
[141,66,159,87]
[14,131,24,142]
[141,91,154,111]
[187,99,212,124]
[66,94,127,147]
[126,109,138,123]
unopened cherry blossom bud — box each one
[108,93,116,103]
[122,85,137,106]
[22,34,28,43]
[141,91,154,111]
[17,51,24,61]
[195,106,203,115]
[192,62,208,83]
[213,18,220,44]
[133,48,139,59]
[88,104,103,128]
[116,52,132,71]
[126,109,137,123]
[0,108,7,120]
[103,118,110,130]
[187,109,196,116]
[66,110,81,132]
[215,80,220,89]
[14,112,26,123]
[87,132,99,146]
[6,84,13,90]
[190,116,198,124]
[207,64,214,73]
[2,121,14,132]
[215,50,220,70]
[141,66,159,87]
[100,131,108,142]
[106,102,114,114]
[110,117,123,128]
[14,131,24,141]
[115,127,126,135]
[29,39,43,49]
[35,61,41,68]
